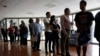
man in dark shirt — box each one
[74,0,94,56]
[94,11,100,56]
[1,27,8,42]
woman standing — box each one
[19,21,28,45]
[8,24,15,44]
[50,15,60,55]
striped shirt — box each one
[60,15,71,34]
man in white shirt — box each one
[44,12,53,54]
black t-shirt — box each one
[20,24,28,35]
[94,12,100,38]
[75,11,94,33]
[50,23,60,39]
[50,23,60,34]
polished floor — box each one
[0,41,99,56]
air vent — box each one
[45,3,56,8]
[3,5,7,7]
[0,0,7,8]
[27,12,34,14]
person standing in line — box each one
[29,18,34,41]
[8,24,15,44]
[35,18,43,51]
[29,18,38,51]
[19,21,28,45]
[74,0,94,56]
[43,12,53,54]
[0,25,2,41]
[60,8,73,56]
[13,23,18,42]
[1,27,8,42]
[94,11,100,56]
[50,15,60,55]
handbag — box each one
[78,32,90,45]
[31,35,38,42]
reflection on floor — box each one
[0,41,99,56]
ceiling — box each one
[0,0,100,19]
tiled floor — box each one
[0,41,99,56]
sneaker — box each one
[45,51,48,54]
[49,50,53,53]
[37,49,41,51]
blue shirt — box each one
[35,23,42,34]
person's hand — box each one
[76,32,80,38]
[57,29,60,32]
[32,35,36,37]
[70,22,73,25]
[64,32,71,38]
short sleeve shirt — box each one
[74,11,94,33]
[43,18,52,32]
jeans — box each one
[45,32,52,53]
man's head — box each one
[36,18,40,23]
[46,12,51,18]
[80,0,87,11]
[29,18,33,23]
[64,8,70,16]
[13,23,16,26]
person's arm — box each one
[70,22,73,26]
[40,24,43,33]
[34,23,38,36]
[74,14,81,32]
[25,26,28,34]
[57,24,60,29]
[44,19,49,27]
[50,24,57,31]
[29,24,33,35]
[86,12,94,30]
[29,25,31,32]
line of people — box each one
[0,23,19,43]
[44,12,61,55]
[43,8,73,56]
[29,18,42,51]
[43,0,98,56]
[0,18,42,48]
[0,0,100,56]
